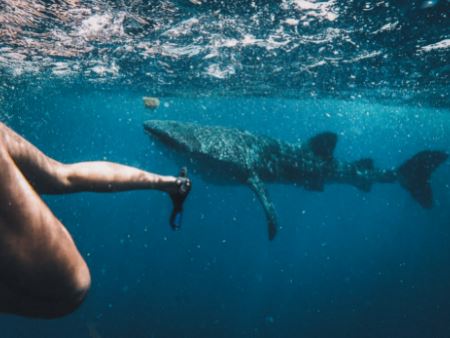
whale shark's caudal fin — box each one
[307,132,338,161]
[398,151,448,208]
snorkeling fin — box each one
[169,167,191,230]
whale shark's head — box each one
[143,120,201,153]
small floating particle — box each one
[265,315,275,324]
[284,18,299,26]
[143,96,160,110]
[421,0,439,8]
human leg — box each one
[0,122,180,194]
[0,143,90,318]
[0,122,190,318]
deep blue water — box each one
[1,0,450,337]
[0,91,449,338]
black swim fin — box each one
[169,167,191,230]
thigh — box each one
[0,144,90,317]
[0,122,68,194]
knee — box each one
[43,263,91,319]
[69,262,91,305]
[60,263,91,316]
[10,263,91,319]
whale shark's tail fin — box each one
[398,151,448,208]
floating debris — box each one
[143,96,160,110]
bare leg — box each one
[0,122,180,194]
[0,122,185,318]
[0,143,90,318]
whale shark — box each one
[143,120,448,240]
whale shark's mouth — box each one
[143,120,191,152]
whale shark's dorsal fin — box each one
[247,174,277,240]
[307,132,338,161]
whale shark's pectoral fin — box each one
[247,175,277,241]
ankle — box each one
[154,175,178,193]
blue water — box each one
[0,91,448,337]
[0,0,450,337]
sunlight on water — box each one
[0,0,448,106]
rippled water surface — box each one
[0,0,449,105]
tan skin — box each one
[0,122,188,318]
